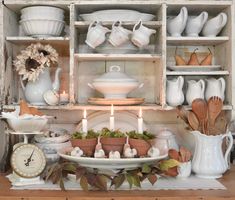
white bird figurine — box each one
[71,147,84,157]
[124,147,137,158]
[94,136,106,158]
[147,147,160,157]
[109,151,121,159]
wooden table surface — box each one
[1,167,235,200]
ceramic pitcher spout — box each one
[52,67,62,92]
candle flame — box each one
[83,109,87,119]
[111,104,114,115]
[63,91,66,94]
[139,107,142,118]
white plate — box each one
[59,147,167,170]
[75,111,147,132]
[79,9,155,22]
[167,65,221,72]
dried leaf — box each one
[59,178,65,191]
[80,175,88,191]
[76,168,86,180]
[142,164,151,174]
[168,149,180,161]
[125,174,133,189]
[132,175,141,188]
[45,163,57,181]
[159,159,179,171]
[86,173,97,186]
[147,174,157,185]
[95,175,107,191]
[63,163,77,173]
[165,166,178,177]
[112,174,125,189]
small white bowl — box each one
[20,19,65,37]
[35,141,72,154]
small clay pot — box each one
[70,138,97,157]
[100,137,126,155]
[129,138,152,157]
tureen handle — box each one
[110,65,121,72]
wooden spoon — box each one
[208,96,223,127]
[192,99,208,134]
[176,105,189,124]
[188,111,199,131]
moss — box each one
[127,130,155,140]
[71,129,98,139]
[100,128,125,138]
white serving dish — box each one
[59,147,167,170]
[20,19,65,37]
[167,65,221,72]
[35,141,72,154]
[21,6,64,21]
[88,65,143,99]
[79,9,155,22]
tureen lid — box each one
[93,66,137,82]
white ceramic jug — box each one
[205,77,225,101]
[192,131,233,178]
[85,21,110,48]
[166,76,184,106]
[21,67,61,105]
[131,20,156,48]
[186,79,205,105]
[185,12,208,37]
[167,7,188,37]
[202,13,227,37]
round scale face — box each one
[11,144,46,178]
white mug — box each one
[131,20,156,48]
[108,21,132,47]
[85,21,110,49]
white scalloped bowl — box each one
[20,19,65,37]
[7,118,48,133]
[35,141,72,154]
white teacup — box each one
[108,21,132,47]
[177,161,191,179]
[85,21,110,49]
[131,20,156,48]
[43,90,59,106]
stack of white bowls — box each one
[20,6,65,37]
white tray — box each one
[167,65,221,72]
[59,147,167,170]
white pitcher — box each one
[205,77,225,101]
[166,76,184,106]
[167,7,188,37]
[192,131,233,179]
[202,13,227,37]
[186,79,205,105]
[185,12,208,37]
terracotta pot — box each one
[70,138,97,157]
[100,137,126,155]
[129,138,152,157]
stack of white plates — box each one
[34,128,71,164]
[20,6,65,37]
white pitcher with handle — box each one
[205,77,226,101]
[192,131,233,179]
[166,76,184,106]
[167,7,188,37]
[185,11,208,37]
[186,79,205,105]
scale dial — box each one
[11,144,46,178]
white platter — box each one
[79,9,155,22]
[75,111,147,132]
[167,65,221,72]
[59,147,167,170]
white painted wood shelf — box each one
[166,70,230,76]
[167,36,229,46]
[74,53,162,61]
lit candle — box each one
[60,91,69,104]
[138,107,143,134]
[110,104,115,131]
[82,109,88,134]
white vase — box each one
[21,67,61,105]
[192,131,233,179]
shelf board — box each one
[74,53,161,61]
[166,70,230,76]
[74,21,162,30]
[164,104,233,111]
[167,36,229,46]
[6,36,70,45]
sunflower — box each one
[14,43,58,82]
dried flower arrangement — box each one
[14,43,58,82]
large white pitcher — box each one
[166,76,184,106]
[205,77,225,101]
[186,79,205,105]
[192,131,233,179]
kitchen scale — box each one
[8,131,47,186]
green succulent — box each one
[127,130,155,140]
[71,129,98,139]
[100,127,125,138]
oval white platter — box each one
[167,65,221,72]
[59,147,167,170]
